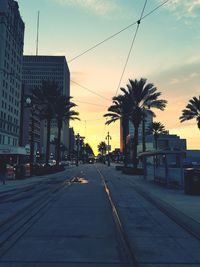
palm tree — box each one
[141,92,167,152]
[32,80,61,165]
[85,143,94,156]
[104,94,131,166]
[54,96,79,167]
[122,78,167,168]
[180,96,200,130]
[98,141,107,157]
[147,122,167,149]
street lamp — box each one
[25,96,36,175]
[106,132,112,167]
[75,133,80,166]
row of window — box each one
[0,119,19,134]
[0,111,19,125]
[23,76,63,81]
[1,99,19,115]
[0,133,18,146]
[2,79,21,98]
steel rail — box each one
[126,179,200,242]
[96,166,139,267]
[0,175,78,258]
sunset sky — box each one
[17,0,200,154]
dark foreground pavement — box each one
[0,165,130,267]
[0,163,200,267]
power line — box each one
[142,0,171,20]
[115,0,148,96]
[71,79,111,101]
[70,0,171,106]
[115,23,140,96]
[75,100,108,107]
[79,117,107,122]
[68,0,171,63]
[69,22,138,63]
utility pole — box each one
[106,131,111,167]
[36,11,40,56]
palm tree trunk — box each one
[154,135,158,150]
[122,118,129,167]
[142,118,146,152]
[133,125,139,169]
[45,118,51,165]
[56,120,62,167]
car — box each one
[48,160,56,166]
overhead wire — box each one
[75,100,108,107]
[115,0,148,96]
[68,0,171,63]
[71,79,111,102]
[70,0,171,139]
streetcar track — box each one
[101,166,200,243]
[96,166,139,267]
[0,172,83,258]
[126,180,200,241]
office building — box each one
[22,56,70,157]
[120,113,153,152]
[0,0,24,153]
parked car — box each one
[48,160,56,166]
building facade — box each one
[22,56,70,158]
[0,0,24,151]
[120,113,153,152]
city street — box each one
[0,164,200,267]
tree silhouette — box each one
[54,96,79,166]
[147,122,167,149]
[32,80,60,165]
[104,94,131,166]
[98,141,107,156]
[121,78,167,168]
[180,96,200,130]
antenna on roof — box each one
[36,11,40,56]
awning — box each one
[0,145,30,155]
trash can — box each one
[14,165,25,179]
[184,168,200,195]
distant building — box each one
[120,113,153,152]
[129,113,153,141]
[185,150,200,166]
[22,56,70,157]
[0,0,24,151]
[157,134,186,151]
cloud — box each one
[159,0,200,19]
[53,0,120,15]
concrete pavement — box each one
[98,163,200,267]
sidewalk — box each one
[98,163,200,266]
[109,163,200,224]
[124,171,200,224]
[0,166,74,194]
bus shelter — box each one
[139,150,185,188]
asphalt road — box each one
[0,164,133,267]
[0,163,200,267]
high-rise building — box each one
[128,113,153,140]
[120,113,153,152]
[0,0,24,152]
[22,56,70,157]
